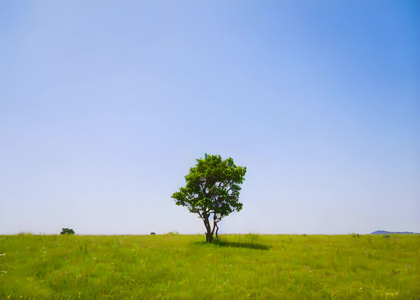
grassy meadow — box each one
[0,233,419,299]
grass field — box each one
[1,233,419,299]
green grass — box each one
[1,233,419,299]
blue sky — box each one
[1,1,419,235]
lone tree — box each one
[172,154,247,243]
[60,228,75,235]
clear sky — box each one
[1,1,419,235]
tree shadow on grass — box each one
[195,239,271,250]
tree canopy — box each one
[172,154,247,242]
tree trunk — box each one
[206,231,213,243]
[203,216,213,243]
[212,213,219,240]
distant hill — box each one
[370,230,418,235]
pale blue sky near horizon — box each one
[1,1,419,235]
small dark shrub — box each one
[60,228,75,235]
[383,234,391,238]
[150,232,156,235]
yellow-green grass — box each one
[1,233,419,299]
